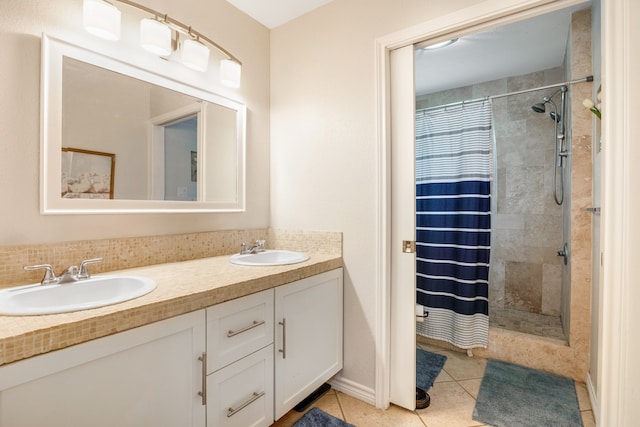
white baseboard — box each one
[329,375,376,406]
[586,373,600,425]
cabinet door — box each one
[207,345,274,427]
[274,268,343,419]
[0,310,206,427]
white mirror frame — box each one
[41,34,246,214]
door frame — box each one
[373,0,593,410]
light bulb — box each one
[83,0,121,41]
[140,18,172,57]
[220,59,241,88]
[181,39,210,72]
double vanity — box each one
[0,24,343,426]
[0,249,343,426]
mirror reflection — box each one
[42,35,245,213]
[62,57,236,202]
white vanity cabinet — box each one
[274,268,344,419]
[0,268,343,427]
[207,268,343,427]
[205,268,343,425]
[0,310,206,427]
[205,289,274,427]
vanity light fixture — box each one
[81,0,242,87]
[181,37,210,72]
[220,59,242,88]
[139,18,172,56]
[83,0,121,41]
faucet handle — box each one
[24,264,58,285]
[78,257,104,280]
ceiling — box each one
[414,3,592,95]
[225,1,592,95]
[225,0,334,29]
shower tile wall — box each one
[416,69,566,338]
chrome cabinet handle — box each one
[227,391,265,418]
[198,352,207,405]
[227,320,265,338]
[279,318,287,359]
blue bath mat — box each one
[292,407,355,427]
[473,359,583,427]
[416,348,447,392]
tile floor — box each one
[271,342,596,427]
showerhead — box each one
[531,103,546,113]
[531,86,567,114]
[549,111,561,122]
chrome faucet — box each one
[78,258,104,279]
[57,265,80,284]
[240,240,266,255]
[24,257,104,285]
[23,264,58,286]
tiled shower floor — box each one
[490,306,566,341]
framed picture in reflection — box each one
[61,147,115,199]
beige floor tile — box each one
[313,389,345,419]
[457,378,482,399]
[271,409,304,427]
[434,367,453,383]
[337,392,425,426]
[271,389,344,427]
[575,381,592,411]
[417,381,485,427]
[440,350,487,381]
[581,410,596,427]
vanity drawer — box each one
[206,289,274,373]
[207,345,274,427]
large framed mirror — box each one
[41,35,246,213]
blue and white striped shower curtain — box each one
[415,100,492,349]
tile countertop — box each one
[0,252,342,367]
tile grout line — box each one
[334,390,349,423]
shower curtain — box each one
[415,100,492,349]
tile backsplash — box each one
[0,228,342,289]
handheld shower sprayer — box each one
[531,85,568,205]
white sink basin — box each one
[229,250,309,266]
[0,276,156,316]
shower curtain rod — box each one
[418,75,593,113]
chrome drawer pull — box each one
[197,352,207,405]
[279,318,287,359]
[227,391,265,418]
[227,320,265,338]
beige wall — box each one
[0,0,270,245]
[270,0,481,392]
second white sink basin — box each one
[229,250,309,266]
[0,275,156,316]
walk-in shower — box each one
[415,72,592,342]
[532,85,568,205]
[412,3,596,387]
